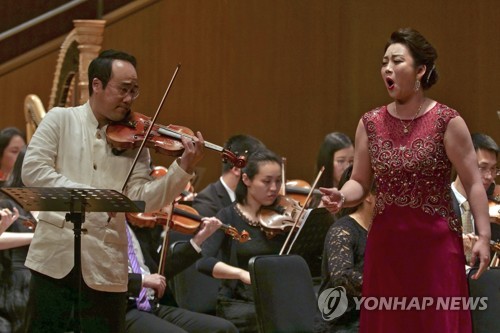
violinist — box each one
[124,221,237,333]
[0,127,26,185]
[21,50,204,333]
[310,132,353,208]
[196,148,287,332]
[315,165,375,333]
[451,132,499,266]
[193,134,266,218]
[0,149,35,333]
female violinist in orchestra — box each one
[0,148,35,333]
[310,132,353,208]
[315,165,375,333]
[196,148,287,332]
[0,127,26,185]
[193,134,266,218]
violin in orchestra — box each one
[258,195,304,238]
[127,204,250,243]
[150,165,196,202]
[106,112,246,168]
[284,179,322,207]
[488,183,500,224]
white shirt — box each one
[220,176,236,202]
[22,102,192,292]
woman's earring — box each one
[414,79,421,92]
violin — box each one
[17,215,37,231]
[285,179,322,207]
[150,165,196,202]
[126,165,195,228]
[258,196,304,238]
[106,112,246,168]
[127,204,250,243]
[489,184,500,224]
[171,204,250,242]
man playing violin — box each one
[451,132,499,265]
[125,221,237,333]
[21,50,205,333]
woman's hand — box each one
[469,235,491,279]
[319,187,345,214]
[239,269,251,285]
[0,207,19,235]
[192,217,223,247]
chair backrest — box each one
[168,240,221,314]
[249,254,316,333]
[468,267,500,333]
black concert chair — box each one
[468,267,500,333]
[248,254,316,333]
[168,240,221,315]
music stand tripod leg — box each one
[65,208,87,333]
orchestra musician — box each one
[196,148,287,332]
[193,134,266,218]
[21,50,205,333]
[0,127,26,185]
[451,132,499,264]
[315,164,375,333]
[310,132,353,208]
[124,221,237,333]
[0,149,35,333]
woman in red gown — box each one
[320,28,491,333]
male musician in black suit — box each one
[125,221,237,333]
[451,132,499,264]
[193,134,265,217]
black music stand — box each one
[284,207,335,277]
[0,187,144,333]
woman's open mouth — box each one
[386,77,395,90]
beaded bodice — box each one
[362,102,461,233]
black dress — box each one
[315,216,367,333]
[197,203,287,333]
[0,200,34,333]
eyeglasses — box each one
[478,166,500,177]
[107,82,140,100]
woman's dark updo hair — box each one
[315,132,353,189]
[385,28,438,90]
[235,148,281,205]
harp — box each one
[24,19,106,142]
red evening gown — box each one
[359,103,472,333]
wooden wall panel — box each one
[0,0,498,191]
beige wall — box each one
[1,0,498,190]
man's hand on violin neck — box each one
[179,131,205,174]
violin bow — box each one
[279,166,324,255]
[279,157,287,196]
[158,202,175,276]
[118,64,181,193]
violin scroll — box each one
[222,225,251,243]
[221,150,246,168]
